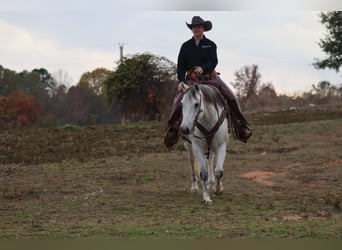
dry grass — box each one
[0,109,342,238]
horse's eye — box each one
[194,103,199,109]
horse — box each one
[180,82,229,204]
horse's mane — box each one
[187,84,226,107]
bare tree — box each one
[53,69,73,88]
[231,64,261,99]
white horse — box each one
[180,82,228,204]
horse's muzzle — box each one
[180,125,191,136]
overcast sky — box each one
[1,1,341,94]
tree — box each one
[32,68,56,96]
[0,92,41,128]
[63,85,107,125]
[0,66,56,98]
[313,11,342,72]
[258,83,277,98]
[104,53,177,122]
[0,66,21,95]
[231,64,261,99]
[312,80,339,99]
[53,69,73,87]
[78,68,111,95]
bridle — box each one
[192,90,203,132]
[183,85,227,159]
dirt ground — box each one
[0,110,342,238]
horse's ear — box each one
[180,82,189,92]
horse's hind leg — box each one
[184,142,199,192]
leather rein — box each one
[194,108,227,159]
[183,85,227,159]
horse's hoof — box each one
[214,189,224,196]
[214,185,224,196]
[201,199,212,205]
[191,183,199,192]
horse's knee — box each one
[200,171,208,181]
[215,170,223,180]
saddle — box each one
[185,70,228,113]
[186,69,219,83]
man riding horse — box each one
[164,16,252,148]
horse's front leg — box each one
[193,144,212,204]
[191,161,200,192]
[200,168,211,204]
[184,142,199,192]
[207,152,216,195]
[214,143,227,196]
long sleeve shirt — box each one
[177,35,218,82]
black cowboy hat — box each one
[186,16,212,31]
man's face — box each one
[191,25,204,37]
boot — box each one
[164,91,184,149]
[228,100,252,143]
[208,75,252,143]
[233,119,252,143]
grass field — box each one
[0,109,341,238]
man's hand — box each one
[194,66,203,75]
[178,81,185,91]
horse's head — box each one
[180,83,204,135]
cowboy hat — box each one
[186,16,212,31]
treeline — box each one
[231,64,342,113]
[1,55,341,129]
[0,66,109,129]
[0,53,177,129]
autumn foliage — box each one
[0,92,41,129]
[1,47,341,130]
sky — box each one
[0,1,342,95]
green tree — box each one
[104,53,177,122]
[0,66,55,98]
[0,66,21,95]
[313,11,342,72]
[32,68,56,96]
[19,70,42,96]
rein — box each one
[183,84,227,159]
[194,108,227,159]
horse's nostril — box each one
[180,126,190,135]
